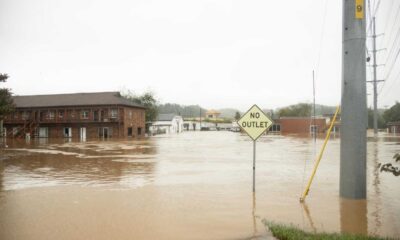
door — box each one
[39,127,48,138]
[80,127,86,140]
[103,127,109,138]
[64,127,72,138]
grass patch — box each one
[262,220,390,240]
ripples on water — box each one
[0,131,399,239]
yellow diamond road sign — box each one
[238,104,274,141]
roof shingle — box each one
[12,92,145,109]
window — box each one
[129,111,132,119]
[59,111,64,119]
[40,112,46,121]
[39,127,49,138]
[110,109,118,119]
[64,127,72,138]
[332,126,340,133]
[128,127,133,137]
[98,127,112,138]
[270,124,281,132]
[137,127,142,135]
[310,125,318,134]
[81,110,89,119]
[22,112,30,120]
[48,111,55,120]
[12,127,19,136]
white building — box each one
[150,114,184,134]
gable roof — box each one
[205,109,221,115]
[157,113,179,121]
[12,92,145,109]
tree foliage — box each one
[158,103,207,118]
[383,102,400,123]
[0,73,14,119]
[367,108,386,128]
[234,111,241,121]
[278,103,312,117]
[121,90,159,122]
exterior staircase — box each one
[8,119,38,138]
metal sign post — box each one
[253,140,256,192]
[237,104,273,192]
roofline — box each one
[12,91,120,98]
[12,103,146,109]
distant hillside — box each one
[158,103,388,119]
[218,108,241,119]
[158,104,242,119]
[314,104,337,115]
[158,103,207,118]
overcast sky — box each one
[0,0,398,111]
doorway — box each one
[39,127,48,138]
[98,127,110,138]
[80,127,86,140]
[64,127,72,138]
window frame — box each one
[81,110,89,120]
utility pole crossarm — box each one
[367,80,385,83]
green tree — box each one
[0,73,15,136]
[234,111,241,121]
[383,102,400,124]
[367,108,386,129]
[158,103,206,118]
[121,90,159,122]
[278,103,311,117]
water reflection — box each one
[0,160,3,194]
[300,202,317,233]
[1,139,157,189]
[340,198,368,235]
[0,132,399,239]
[252,192,257,237]
[371,140,382,235]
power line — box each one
[381,0,395,41]
[382,2,400,48]
[373,0,382,16]
[380,63,400,96]
[375,1,400,98]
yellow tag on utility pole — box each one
[237,105,273,141]
[355,0,364,19]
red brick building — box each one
[3,92,146,139]
[272,117,328,134]
[387,121,400,134]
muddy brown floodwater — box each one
[0,131,399,240]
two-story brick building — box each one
[3,92,146,139]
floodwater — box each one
[0,131,399,240]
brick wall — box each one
[122,107,146,138]
[277,118,327,134]
[4,105,146,139]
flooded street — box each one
[0,131,399,239]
